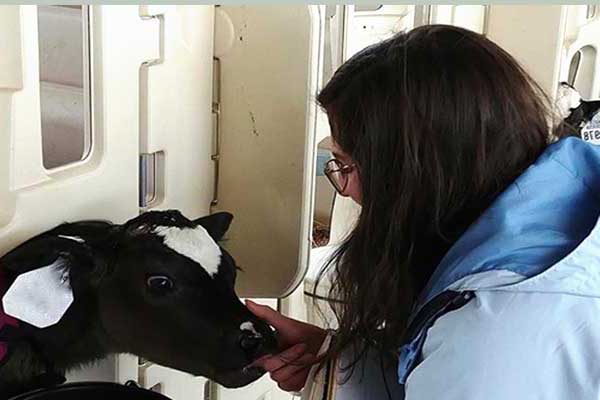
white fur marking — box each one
[154,225,222,277]
[556,83,582,120]
[240,321,261,337]
[58,235,85,243]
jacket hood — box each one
[417,138,600,313]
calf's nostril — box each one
[239,332,263,352]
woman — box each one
[247,24,600,399]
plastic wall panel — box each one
[140,6,215,219]
[1,4,162,386]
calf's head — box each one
[1,210,277,388]
[555,81,600,141]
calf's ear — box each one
[1,221,118,286]
[194,212,233,241]
[582,100,600,118]
[0,221,118,328]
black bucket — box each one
[7,382,173,400]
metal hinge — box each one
[482,5,491,36]
[211,56,222,207]
[587,5,598,20]
[323,5,347,83]
[139,154,154,208]
[138,8,165,211]
[139,151,165,209]
[413,5,432,27]
[203,380,215,400]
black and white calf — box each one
[0,210,277,398]
[554,81,600,142]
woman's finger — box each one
[245,300,328,354]
[278,370,311,393]
[245,300,294,331]
[253,342,308,372]
[270,352,316,383]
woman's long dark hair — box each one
[315,25,551,372]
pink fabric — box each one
[0,268,19,364]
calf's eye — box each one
[146,275,174,294]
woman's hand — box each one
[245,300,327,392]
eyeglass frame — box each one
[323,158,357,195]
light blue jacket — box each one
[398,137,600,399]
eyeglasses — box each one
[323,159,356,195]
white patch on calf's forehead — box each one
[153,225,221,277]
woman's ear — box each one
[193,212,234,241]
